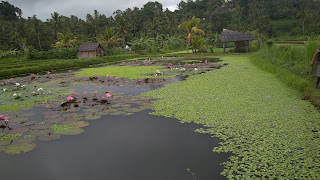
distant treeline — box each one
[0,0,319,52]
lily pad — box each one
[4,143,36,155]
[0,140,11,146]
[43,113,61,119]
[46,117,65,124]
[58,128,84,135]
[69,121,89,128]
[12,137,36,145]
[10,117,29,123]
[38,133,61,141]
[30,129,54,136]
[62,113,79,118]
[7,127,29,134]
[30,123,52,130]
[84,114,101,120]
[19,121,37,127]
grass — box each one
[143,54,320,179]
[0,54,139,78]
[76,65,172,79]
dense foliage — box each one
[1,0,319,55]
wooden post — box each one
[223,43,226,53]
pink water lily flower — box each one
[122,62,126,63]
[4,117,9,121]
[68,70,72,73]
[115,77,119,80]
[47,71,51,75]
[83,91,87,94]
[205,60,208,63]
[94,73,97,77]
[94,91,98,94]
[200,60,202,63]
[137,79,141,82]
[106,93,111,98]
[107,74,109,77]
[67,96,74,101]
[72,91,77,96]
[101,96,105,99]
[0,115,4,119]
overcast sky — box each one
[7,0,182,20]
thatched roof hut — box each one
[221,29,255,52]
[77,43,105,59]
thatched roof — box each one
[221,29,255,43]
[78,43,105,52]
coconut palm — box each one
[178,16,205,49]
[51,32,76,48]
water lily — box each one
[194,68,198,71]
[122,62,126,64]
[3,89,6,92]
[156,70,161,74]
[106,93,111,98]
[37,87,43,91]
[67,96,74,101]
[13,93,17,97]
[15,83,20,86]
[137,79,141,83]
[115,77,119,80]
[47,71,51,75]
[68,70,72,73]
[94,73,97,77]
[200,61,202,63]
[0,115,4,119]
[205,60,208,63]
[83,91,87,94]
[94,91,98,94]
[72,91,77,96]
[101,96,105,100]
[4,117,9,121]
[107,74,109,77]
[181,68,186,71]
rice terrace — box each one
[1,0,320,179]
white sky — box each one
[7,0,181,20]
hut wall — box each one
[235,41,249,52]
[77,51,97,59]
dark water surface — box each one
[0,110,229,180]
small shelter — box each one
[77,43,105,59]
[221,29,255,52]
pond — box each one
[0,57,229,179]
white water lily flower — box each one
[13,93,17,97]
[32,91,36,94]
[3,89,6,92]
[180,68,186,71]
[37,87,43,91]
[156,70,161,74]
[15,83,20,86]
[194,68,198,71]
[21,85,25,88]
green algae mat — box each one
[143,55,320,179]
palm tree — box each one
[97,26,119,47]
[51,32,76,48]
[49,12,61,40]
[30,15,42,51]
[178,17,204,47]
[115,14,128,47]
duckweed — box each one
[143,55,320,179]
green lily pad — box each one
[44,113,61,119]
[7,127,29,134]
[30,123,52,130]
[0,146,5,152]
[46,117,65,124]
[0,140,11,146]
[19,121,37,127]
[109,111,127,116]
[38,133,61,141]
[4,143,36,155]
[69,121,89,128]
[62,113,79,118]
[84,114,101,120]
[12,137,36,145]
[58,128,84,135]
[30,129,54,136]
[10,117,29,123]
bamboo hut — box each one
[221,29,255,52]
[77,43,105,59]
